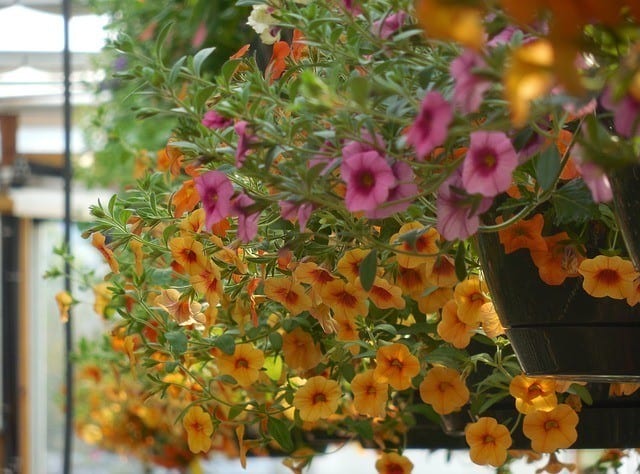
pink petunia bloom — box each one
[405,91,453,160]
[601,88,640,138]
[371,12,406,39]
[573,145,612,203]
[462,131,518,197]
[365,161,418,219]
[341,149,396,212]
[450,50,492,114]
[194,170,234,229]
[279,200,314,231]
[343,0,362,14]
[234,121,256,167]
[437,169,493,241]
[231,193,260,242]
[202,110,233,130]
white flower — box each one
[247,5,281,45]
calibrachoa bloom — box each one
[281,327,323,371]
[405,91,453,160]
[509,375,557,415]
[201,110,232,129]
[373,343,420,391]
[465,417,513,467]
[351,369,388,418]
[454,277,490,325]
[231,192,260,242]
[234,120,255,167]
[462,131,518,197]
[419,366,470,415]
[437,299,476,349]
[264,277,312,315]
[340,149,396,212]
[182,406,213,453]
[216,343,265,387]
[578,255,637,300]
[293,376,341,422]
[375,452,414,474]
[522,404,579,453]
[371,11,407,39]
[194,170,234,229]
[365,162,418,219]
[498,213,546,254]
[450,49,492,113]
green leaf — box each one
[193,47,216,77]
[472,392,509,415]
[228,404,246,420]
[534,145,561,191]
[165,330,187,355]
[454,242,467,281]
[406,403,441,424]
[551,179,599,225]
[267,417,294,452]
[567,383,593,406]
[359,249,378,291]
[424,345,468,369]
[215,334,236,355]
[168,56,187,85]
[373,323,397,336]
[348,76,371,107]
[268,332,283,351]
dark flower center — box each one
[596,269,621,285]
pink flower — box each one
[194,170,234,229]
[405,91,453,160]
[601,88,640,138]
[365,161,418,219]
[437,170,493,241]
[341,149,396,212]
[371,12,406,39]
[573,145,612,203]
[234,121,256,167]
[462,131,518,197]
[231,193,260,242]
[450,50,491,114]
[279,200,314,231]
[343,0,362,14]
[202,110,233,130]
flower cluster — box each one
[78,0,640,472]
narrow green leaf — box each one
[535,145,561,191]
[168,56,187,85]
[359,249,377,291]
[193,47,216,77]
[348,76,371,107]
[268,332,283,351]
[165,330,187,355]
[267,417,294,452]
[215,334,236,355]
[454,242,467,281]
[567,383,593,405]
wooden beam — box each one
[0,116,17,167]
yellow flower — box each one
[155,288,205,328]
[264,277,312,315]
[426,255,459,288]
[168,236,208,276]
[415,0,485,50]
[373,343,420,391]
[55,290,73,323]
[337,248,373,282]
[453,277,489,325]
[522,404,579,453]
[465,417,512,467]
[437,299,477,349]
[93,282,112,318]
[375,452,414,474]
[183,405,213,453]
[417,286,453,314]
[216,343,265,387]
[509,375,557,415]
[91,232,119,273]
[368,277,406,310]
[419,366,469,415]
[293,376,341,422]
[282,327,323,371]
[351,369,388,418]
[391,222,439,269]
[190,261,224,307]
[479,302,506,338]
[395,264,430,299]
[320,279,368,319]
[578,255,637,300]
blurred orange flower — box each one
[375,451,414,474]
[216,343,266,387]
[351,369,389,418]
[419,366,469,415]
[293,376,341,422]
[182,405,213,453]
[282,327,323,371]
[465,417,512,467]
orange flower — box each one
[351,369,388,418]
[437,299,477,349]
[293,261,337,288]
[55,290,73,323]
[91,232,120,273]
[530,232,584,285]
[417,286,454,314]
[368,277,406,310]
[337,248,371,282]
[281,327,323,371]
[157,142,183,177]
[415,0,485,50]
[509,375,557,415]
[522,404,579,453]
[216,343,265,387]
[453,278,489,325]
[555,130,579,180]
[173,179,200,218]
[320,279,368,319]
[391,222,439,269]
[426,255,459,288]
[497,213,546,254]
[293,376,341,422]
[190,261,224,307]
[264,277,312,316]
[465,417,512,467]
[419,366,470,415]
[155,288,205,327]
[373,343,420,391]
[182,405,213,453]
[609,383,640,397]
[178,207,205,234]
[334,313,360,343]
[479,302,506,338]
[375,452,414,474]
[395,264,430,298]
[626,276,640,306]
[93,282,112,318]
[129,239,144,276]
[168,236,208,276]
[578,255,637,299]
[266,40,290,83]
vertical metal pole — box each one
[62,0,74,472]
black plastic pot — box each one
[476,231,640,382]
[609,164,640,271]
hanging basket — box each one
[476,230,640,382]
[609,163,640,270]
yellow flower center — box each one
[544,419,559,431]
[390,358,404,369]
[312,392,327,404]
[482,434,495,444]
